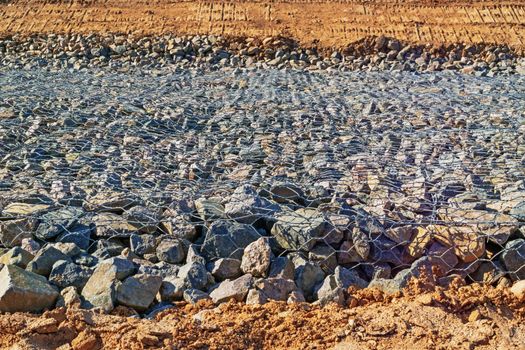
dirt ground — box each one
[1,280,524,350]
[1,0,525,49]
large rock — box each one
[130,234,157,256]
[84,192,139,212]
[209,274,253,303]
[200,221,260,260]
[0,265,58,312]
[0,247,34,268]
[0,218,38,248]
[81,258,135,311]
[430,225,486,263]
[116,274,162,311]
[385,226,415,244]
[156,238,186,264]
[252,277,297,302]
[207,258,242,281]
[92,212,138,238]
[368,257,434,294]
[183,289,210,304]
[49,260,93,291]
[315,274,345,305]
[123,206,160,234]
[437,208,518,245]
[294,262,325,300]
[269,183,305,205]
[241,238,272,277]
[334,266,368,289]
[2,203,51,217]
[195,198,225,221]
[224,185,280,224]
[159,262,210,301]
[26,246,72,277]
[501,239,525,281]
[271,208,328,251]
[56,224,91,250]
[34,207,84,240]
[268,256,295,280]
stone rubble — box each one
[0,45,523,315]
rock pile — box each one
[0,33,524,75]
[0,66,524,315]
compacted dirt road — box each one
[1,282,524,350]
[1,0,525,49]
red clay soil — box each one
[1,280,524,350]
[1,1,525,50]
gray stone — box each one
[241,237,272,277]
[48,260,93,291]
[501,239,525,281]
[130,234,157,256]
[159,276,185,301]
[26,246,72,277]
[209,274,253,303]
[56,224,91,251]
[368,256,434,294]
[287,290,306,303]
[334,266,368,289]
[159,262,210,301]
[224,185,280,224]
[50,242,81,257]
[84,192,139,212]
[0,218,37,248]
[427,241,459,275]
[92,212,138,238]
[34,207,84,240]
[201,221,260,260]
[246,289,267,304]
[268,256,295,280]
[81,258,135,311]
[0,247,34,268]
[309,244,338,271]
[509,201,525,221]
[123,206,160,234]
[253,277,297,301]
[195,198,225,221]
[179,262,210,289]
[93,239,125,259]
[0,265,59,312]
[269,183,305,204]
[183,289,210,304]
[156,238,186,264]
[56,286,81,309]
[315,275,345,305]
[186,244,206,265]
[385,226,414,244]
[116,274,162,311]
[208,258,242,281]
[271,208,328,250]
[294,262,325,300]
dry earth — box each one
[0,281,524,350]
[1,0,525,49]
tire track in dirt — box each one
[1,1,524,49]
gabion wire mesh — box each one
[0,67,524,295]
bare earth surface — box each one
[0,282,524,350]
[1,0,525,49]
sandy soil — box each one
[1,1,525,49]
[1,280,524,350]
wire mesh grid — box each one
[0,67,524,301]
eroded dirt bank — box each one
[1,282,524,350]
[1,0,525,50]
